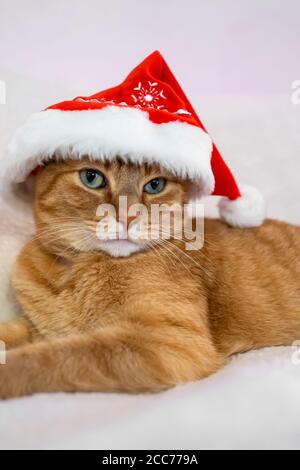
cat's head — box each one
[34,157,198,258]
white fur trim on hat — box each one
[1,106,214,200]
[219,185,266,228]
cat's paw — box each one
[0,364,13,400]
[0,352,25,400]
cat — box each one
[0,157,299,399]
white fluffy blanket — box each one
[0,95,299,450]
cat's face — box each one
[34,157,195,257]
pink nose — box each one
[119,212,141,229]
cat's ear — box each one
[23,172,38,200]
[5,174,36,218]
[185,181,205,201]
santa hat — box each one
[1,51,265,227]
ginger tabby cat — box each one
[0,157,299,399]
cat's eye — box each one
[143,178,166,194]
[80,169,106,189]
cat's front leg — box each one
[0,317,32,350]
[0,321,224,400]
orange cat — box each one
[0,157,299,399]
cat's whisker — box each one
[149,239,177,269]
[47,231,98,270]
[150,230,210,276]
[147,240,176,277]
[32,225,87,241]
[155,241,194,277]
[160,238,208,273]
[33,225,81,235]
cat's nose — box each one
[119,213,140,230]
[127,214,139,227]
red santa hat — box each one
[1,51,265,227]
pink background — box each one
[0,0,299,100]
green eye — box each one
[143,178,166,195]
[80,169,106,189]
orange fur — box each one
[0,158,299,399]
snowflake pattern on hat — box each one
[131,81,167,109]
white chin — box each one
[97,240,144,258]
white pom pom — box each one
[219,186,266,228]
